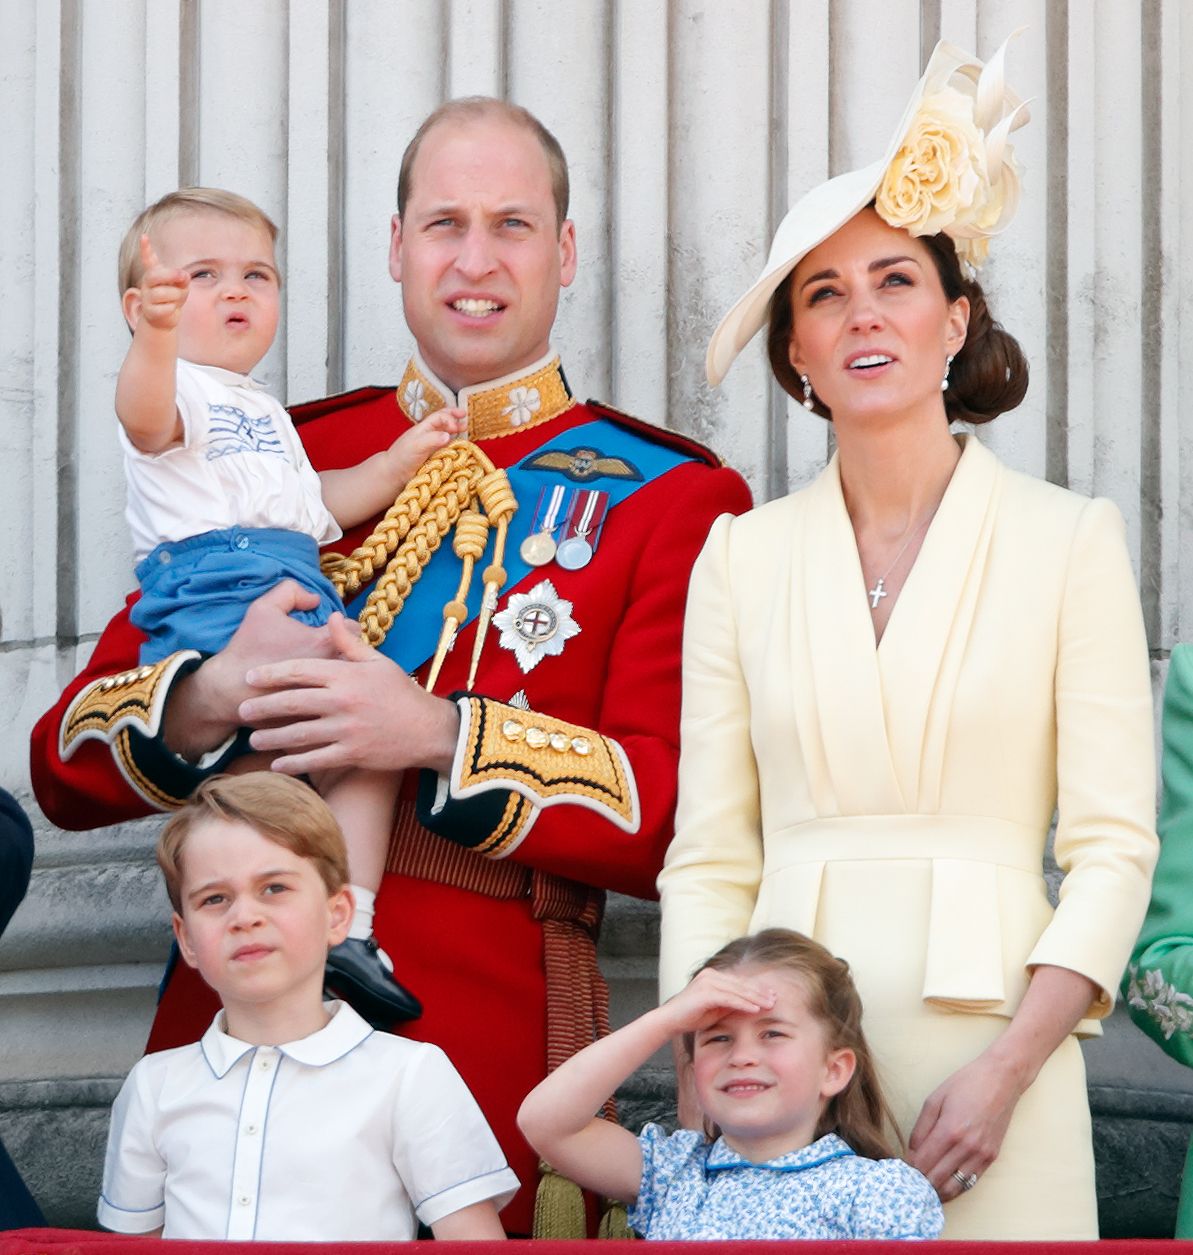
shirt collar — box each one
[395,349,573,440]
[705,1132,856,1174]
[181,359,265,391]
[199,1001,373,1077]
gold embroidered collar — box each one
[396,351,573,440]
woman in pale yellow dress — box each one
[658,38,1158,1238]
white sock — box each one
[348,885,376,941]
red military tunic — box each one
[31,353,751,1233]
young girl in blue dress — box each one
[519,928,943,1239]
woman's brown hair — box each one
[767,212,1028,426]
[685,928,901,1161]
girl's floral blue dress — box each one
[627,1127,943,1240]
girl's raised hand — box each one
[136,235,190,330]
[659,967,777,1037]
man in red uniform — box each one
[31,98,750,1234]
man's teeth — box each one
[453,298,501,316]
[850,354,892,368]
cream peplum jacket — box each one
[659,435,1158,1034]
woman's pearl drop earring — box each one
[801,374,815,411]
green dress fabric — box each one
[1124,643,1193,1235]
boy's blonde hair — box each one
[118,187,279,295]
[156,774,349,914]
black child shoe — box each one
[325,938,423,1028]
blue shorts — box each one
[132,527,346,664]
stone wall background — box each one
[2,0,1191,1233]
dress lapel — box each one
[877,435,1001,810]
[795,455,905,815]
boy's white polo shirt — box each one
[98,1001,518,1240]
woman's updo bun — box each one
[766,223,1029,426]
[919,232,1029,426]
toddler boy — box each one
[98,773,516,1240]
[114,188,465,1026]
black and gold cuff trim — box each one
[416,771,539,859]
[60,651,249,811]
[60,652,204,760]
[417,694,640,857]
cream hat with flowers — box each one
[706,33,1030,387]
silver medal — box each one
[555,488,603,571]
[555,535,593,570]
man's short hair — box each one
[156,774,349,914]
[117,187,279,296]
[397,97,570,228]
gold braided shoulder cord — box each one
[320,440,517,692]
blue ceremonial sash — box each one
[343,418,694,672]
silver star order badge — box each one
[492,579,581,673]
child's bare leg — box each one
[225,750,276,776]
[318,766,399,939]
[316,767,422,1026]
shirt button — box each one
[244,1123,259,1136]
[235,535,250,550]
[237,1194,252,1207]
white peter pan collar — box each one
[200,1000,373,1078]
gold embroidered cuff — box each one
[474,792,540,859]
[447,696,640,857]
[60,652,250,811]
[60,652,202,760]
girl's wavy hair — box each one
[767,209,1028,426]
[684,928,901,1161]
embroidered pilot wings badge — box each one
[523,446,643,483]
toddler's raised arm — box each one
[116,235,188,453]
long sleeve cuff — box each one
[60,651,249,810]
[416,694,640,858]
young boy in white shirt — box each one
[98,773,516,1241]
[113,188,465,1027]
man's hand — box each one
[136,234,190,330]
[240,612,461,776]
[163,582,334,759]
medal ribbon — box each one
[343,418,696,672]
[565,489,604,541]
[534,484,567,537]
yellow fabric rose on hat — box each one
[877,86,986,238]
[876,68,1026,272]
